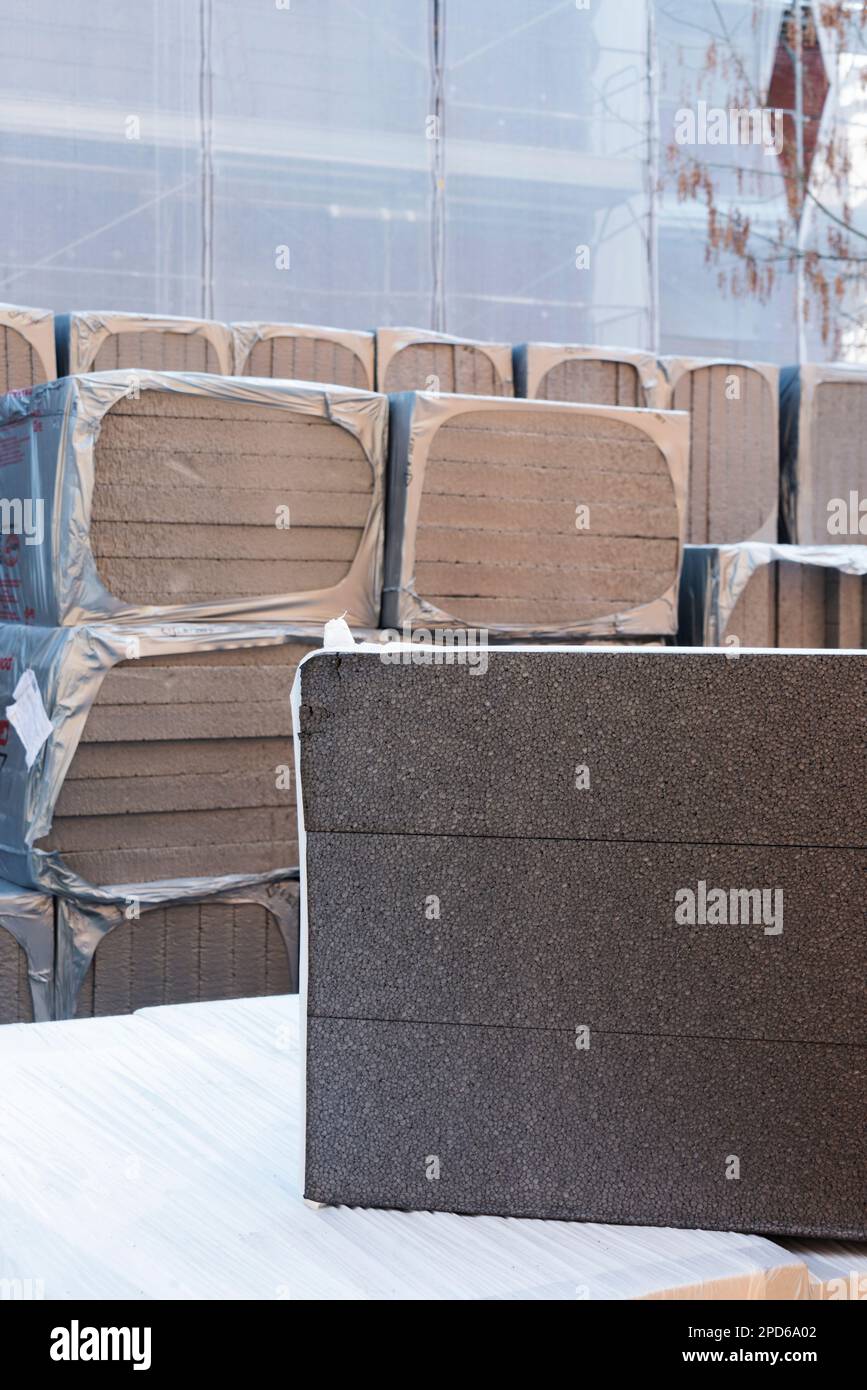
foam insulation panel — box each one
[0,621,317,898]
[0,372,386,627]
[233,321,375,389]
[780,364,867,545]
[678,543,867,647]
[382,392,687,638]
[0,880,54,1023]
[55,877,298,1020]
[0,302,56,392]
[513,343,666,408]
[376,328,513,396]
[659,356,779,544]
[296,646,866,1235]
[54,311,233,375]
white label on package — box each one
[5,669,53,768]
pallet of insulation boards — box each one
[678,544,867,648]
[232,321,375,389]
[54,311,233,376]
[0,880,53,1023]
[0,621,328,898]
[382,391,687,639]
[0,302,56,392]
[293,642,865,1238]
[376,327,513,396]
[657,355,779,544]
[780,364,867,545]
[513,342,666,409]
[0,371,386,627]
[53,876,299,1021]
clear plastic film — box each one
[678,542,867,646]
[232,321,376,389]
[0,370,387,628]
[383,391,689,639]
[0,877,54,1022]
[55,311,234,375]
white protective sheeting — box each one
[0,1,653,348]
[0,993,821,1301]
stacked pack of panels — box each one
[41,637,313,887]
[383,392,687,639]
[678,544,867,648]
[0,372,387,628]
[233,322,375,389]
[376,328,513,396]
[296,647,866,1237]
[780,364,867,545]
[513,343,665,408]
[659,356,779,544]
[0,623,314,895]
[54,878,298,1020]
[0,303,56,392]
[0,881,54,1023]
[0,623,318,1015]
[54,311,234,376]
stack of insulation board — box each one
[383,391,687,639]
[513,343,665,408]
[51,876,299,1021]
[296,646,865,1237]
[0,303,56,392]
[54,310,234,375]
[233,321,375,389]
[0,365,387,1018]
[0,371,387,627]
[780,364,867,544]
[39,637,313,886]
[0,623,316,1018]
[678,544,867,648]
[515,345,778,546]
[658,356,779,544]
[376,327,513,395]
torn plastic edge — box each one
[679,542,867,645]
[382,390,689,638]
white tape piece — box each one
[5,669,53,768]
[323,615,356,650]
